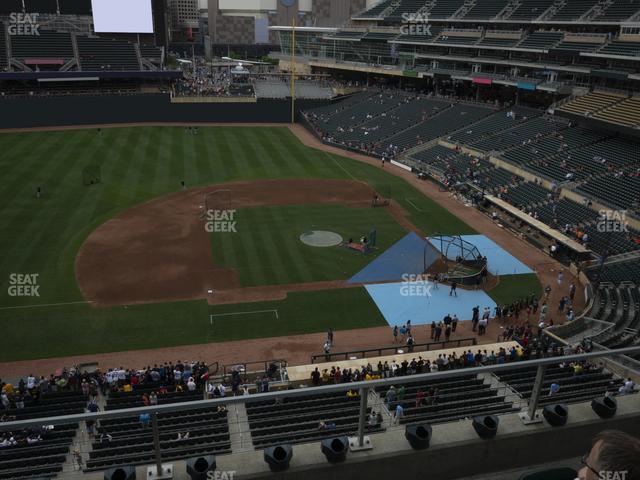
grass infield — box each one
[211,204,407,286]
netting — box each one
[430,234,482,262]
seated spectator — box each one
[318,421,336,430]
[139,412,151,428]
[0,434,17,448]
[26,433,42,444]
[619,378,636,395]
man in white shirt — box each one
[619,378,636,395]
[186,377,196,391]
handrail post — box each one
[519,364,546,424]
[349,386,373,451]
[357,386,368,446]
[151,412,163,474]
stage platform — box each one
[287,340,520,383]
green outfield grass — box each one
[488,274,543,306]
[211,204,407,286]
[0,125,533,363]
[0,288,386,362]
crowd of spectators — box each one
[174,62,235,97]
[0,361,212,413]
[308,331,597,390]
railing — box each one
[310,338,478,363]
[1,346,638,431]
[485,29,524,35]
[207,361,219,377]
[0,346,638,479]
[221,359,287,381]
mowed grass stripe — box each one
[232,208,269,285]
[0,130,84,253]
[0,131,71,219]
[210,128,238,182]
[251,206,293,285]
[0,132,53,186]
[193,128,215,186]
[152,127,177,191]
[232,128,269,180]
[168,127,186,188]
[136,127,163,198]
[253,129,293,175]
[9,130,101,302]
[265,205,314,284]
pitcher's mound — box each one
[299,231,343,247]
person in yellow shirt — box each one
[123,384,132,393]
[2,383,14,395]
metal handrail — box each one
[310,337,478,363]
[2,345,639,432]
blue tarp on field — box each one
[348,232,439,284]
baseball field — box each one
[0,126,541,362]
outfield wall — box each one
[0,94,332,129]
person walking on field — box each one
[472,306,479,332]
[399,324,407,341]
[449,280,457,297]
[392,325,398,343]
[323,341,331,361]
[434,322,443,341]
[327,328,334,347]
[444,324,452,341]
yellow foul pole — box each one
[290,18,296,124]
